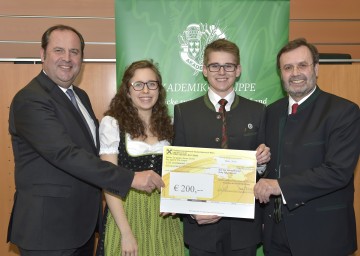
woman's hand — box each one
[121,231,138,256]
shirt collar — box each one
[208,88,235,111]
[59,85,74,93]
[288,86,317,114]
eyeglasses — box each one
[207,63,238,72]
[130,81,159,91]
[281,62,313,73]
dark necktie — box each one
[66,89,94,144]
[218,99,228,149]
[291,103,299,114]
[274,196,282,223]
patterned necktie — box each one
[66,89,94,144]
[274,196,282,223]
[218,99,228,149]
[291,103,299,114]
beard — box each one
[282,73,317,99]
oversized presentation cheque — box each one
[160,146,257,219]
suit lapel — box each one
[275,99,289,168]
[73,86,100,151]
[36,71,98,152]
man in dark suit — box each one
[173,39,270,256]
[254,38,360,256]
[7,24,163,256]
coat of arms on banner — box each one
[178,22,226,75]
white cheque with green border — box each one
[160,146,256,219]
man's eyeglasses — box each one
[207,63,238,72]
[130,81,159,91]
[280,62,313,74]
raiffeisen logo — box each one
[178,22,226,75]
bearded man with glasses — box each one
[254,38,360,256]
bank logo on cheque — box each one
[178,22,226,75]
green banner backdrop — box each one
[115,0,289,116]
[115,0,289,255]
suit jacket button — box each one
[215,137,220,142]
[216,115,221,119]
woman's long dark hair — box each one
[104,60,173,142]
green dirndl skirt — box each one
[103,189,184,256]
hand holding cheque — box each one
[132,171,165,193]
[160,146,268,219]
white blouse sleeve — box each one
[99,115,120,155]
